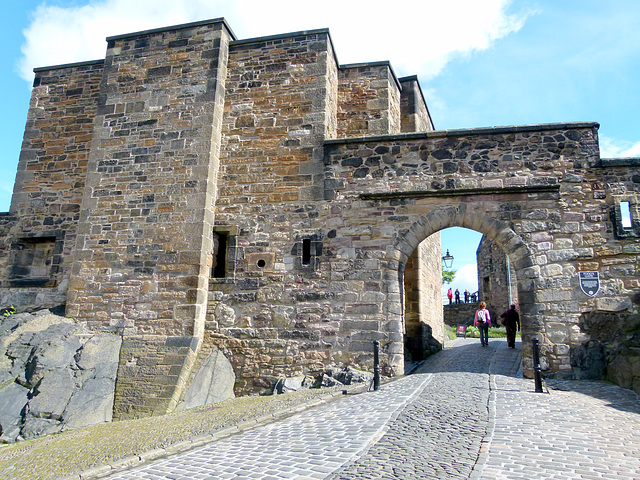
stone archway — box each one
[383,205,536,375]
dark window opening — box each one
[7,232,64,288]
[302,238,311,266]
[483,276,491,295]
[257,259,266,268]
[212,231,228,278]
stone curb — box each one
[62,385,370,480]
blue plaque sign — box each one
[579,271,600,297]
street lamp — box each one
[442,249,454,269]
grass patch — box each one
[0,385,354,480]
[463,326,520,339]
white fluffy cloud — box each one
[18,0,528,81]
[599,136,640,159]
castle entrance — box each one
[320,122,637,380]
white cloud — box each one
[599,136,640,159]
[18,0,225,79]
[18,0,529,81]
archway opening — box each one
[402,225,522,371]
[440,227,483,307]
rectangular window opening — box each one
[621,201,632,228]
[302,238,312,266]
[212,231,228,278]
[8,234,61,288]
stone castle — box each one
[1,18,639,419]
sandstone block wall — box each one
[443,302,478,327]
[338,62,401,137]
[404,235,443,360]
[66,20,233,340]
[399,76,434,134]
[477,235,518,319]
[1,61,103,310]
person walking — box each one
[500,304,520,348]
[474,301,491,347]
[447,288,453,305]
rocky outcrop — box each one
[0,309,121,442]
[177,347,236,411]
[273,366,375,394]
[572,311,640,395]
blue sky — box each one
[1,1,639,296]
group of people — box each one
[473,302,520,348]
[447,288,477,304]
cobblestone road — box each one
[102,337,640,480]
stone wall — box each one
[443,302,478,327]
[338,62,401,137]
[404,235,443,360]
[477,235,518,318]
[1,61,103,311]
[399,76,434,134]
[208,29,340,394]
[66,20,233,337]
[62,19,234,418]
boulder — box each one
[315,373,344,388]
[273,366,374,395]
[274,375,314,394]
[325,366,373,385]
[0,382,29,442]
[0,309,122,442]
[177,347,236,411]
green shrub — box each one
[466,326,479,338]
[462,326,520,339]
[2,306,16,317]
[444,325,457,341]
[488,327,507,338]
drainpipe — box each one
[506,255,512,306]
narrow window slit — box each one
[213,231,227,278]
[621,201,632,228]
[302,238,311,266]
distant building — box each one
[477,236,518,320]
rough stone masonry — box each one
[0,18,638,420]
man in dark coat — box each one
[500,304,520,348]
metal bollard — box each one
[373,340,381,391]
[532,338,543,393]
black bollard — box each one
[373,340,381,391]
[532,338,543,393]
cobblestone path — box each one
[327,338,516,479]
[101,337,640,480]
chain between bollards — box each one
[532,338,543,393]
[373,340,380,391]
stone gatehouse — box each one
[1,18,638,418]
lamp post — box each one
[442,249,454,269]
